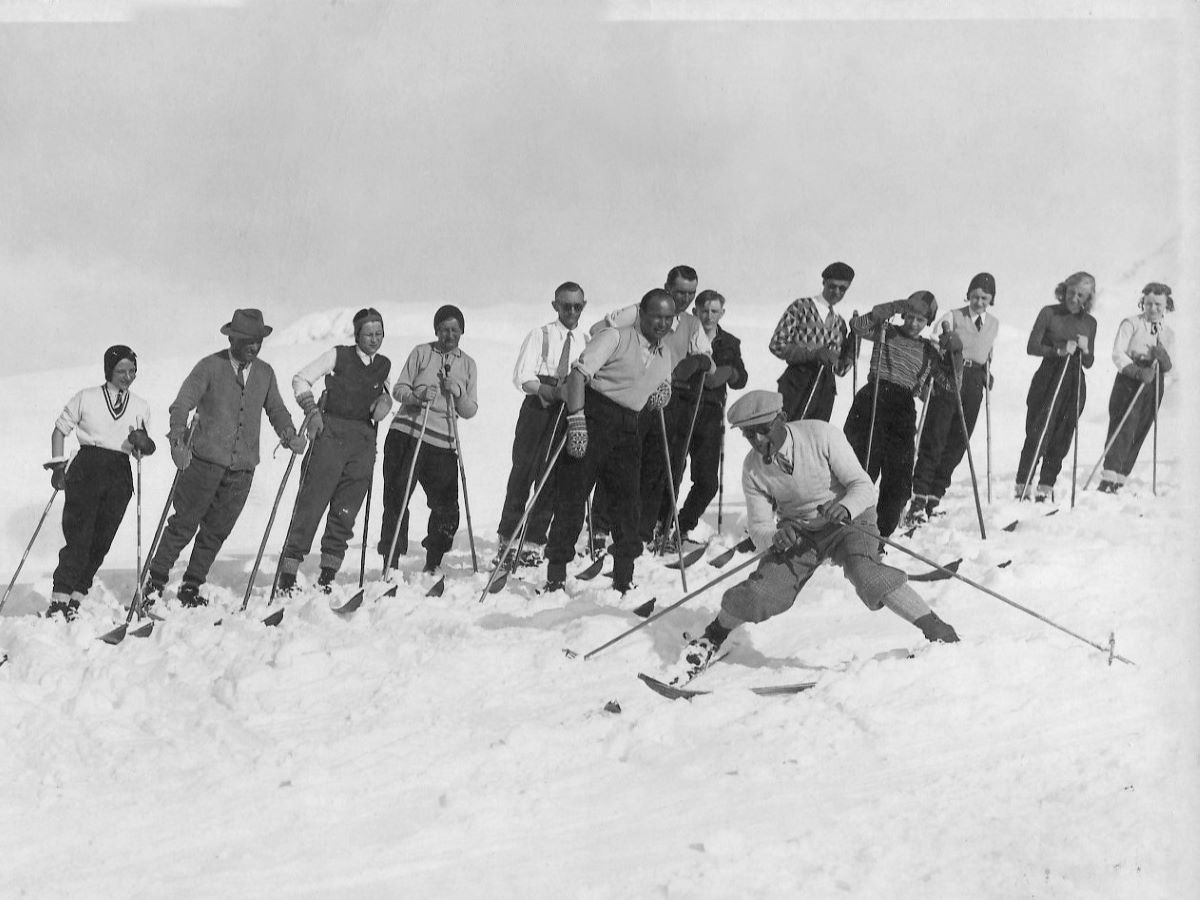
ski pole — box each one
[133,420,195,603]
[657,407,689,590]
[1019,354,1071,502]
[267,428,321,602]
[1152,357,1159,496]
[865,325,886,466]
[0,488,60,615]
[1082,372,1151,490]
[576,548,769,660]
[446,397,478,573]
[716,431,725,535]
[383,401,432,580]
[842,521,1135,665]
[1070,354,1082,509]
[984,358,992,504]
[850,311,860,394]
[359,471,373,590]
[799,366,825,420]
[478,434,567,601]
[952,363,986,540]
[913,379,933,451]
[511,403,566,571]
[240,413,316,613]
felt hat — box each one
[220,308,273,340]
[821,261,855,282]
[434,304,465,333]
[727,390,784,429]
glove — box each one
[645,380,672,411]
[566,411,588,458]
[409,384,437,406]
[282,427,307,455]
[127,427,157,458]
[817,501,851,525]
[440,376,464,399]
[370,392,393,423]
[1150,345,1172,373]
[815,347,840,367]
[44,459,68,490]
[304,410,324,440]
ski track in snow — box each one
[2,307,1198,898]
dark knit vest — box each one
[323,346,391,421]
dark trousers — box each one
[149,456,254,588]
[637,389,693,541]
[676,402,725,535]
[497,396,563,545]
[778,363,836,422]
[1017,356,1086,489]
[1103,371,1164,478]
[53,446,133,595]
[283,416,376,572]
[844,381,916,538]
[379,430,459,567]
[911,365,985,499]
[547,389,646,583]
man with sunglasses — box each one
[664,390,958,687]
[494,282,590,569]
[770,261,858,423]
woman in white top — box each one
[46,345,156,621]
[1097,283,1175,494]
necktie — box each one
[1150,323,1160,336]
[974,316,983,331]
[236,363,247,389]
[555,332,573,380]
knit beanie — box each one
[434,304,465,333]
[968,272,996,301]
[353,307,384,337]
[103,345,137,382]
[905,291,938,321]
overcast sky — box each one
[1,0,1195,378]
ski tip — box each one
[129,621,154,639]
[1002,520,1019,532]
[562,647,578,659]
[997,559,1013,568]
[488,572,509,594]
[631,598,657,618]
[262,608,284,627]
[603,700,622,714]
[331,591,363,616]
[425,576,446,598]
[97,625,127,645]
[576,557,605,580]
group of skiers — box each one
[37,264,1176,690]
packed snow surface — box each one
[2,304,1197,898]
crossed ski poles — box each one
[503,403,566,581]
[1019,354,1072,502]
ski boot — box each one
[45,592,80,622]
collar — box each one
[633,329,664,353]
[227,351,252,371]
[355,347,375,365]
[812,295,834,319]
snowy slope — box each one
[2,301,1197,898]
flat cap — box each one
[821,261,855,281]
[727,390,784,428]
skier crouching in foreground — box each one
[667,390,958,687]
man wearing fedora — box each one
[144,308,305,607]
[665,390,958,687]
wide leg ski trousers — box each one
[53,446,133,596]
[496,395,562,546]
[379,430,459,567]
[149,456,254,589]
[282,415,376,572]
[719,508,909,624]
[1017,356,1086,490]
[911,364,985,500]
[676,402,725,536]
[1102,370,1164,482]
[778,362,836,423]
[843,380,916,538]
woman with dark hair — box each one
[1014,272,1099,502]
[45,345,156,621]
[1096,283,1175,494]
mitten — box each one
[282,427,307,455]
[297,393,323,438]
[1138,365,1156,385]
[1076,334,1090,354]
[169,439,192,471]
[646,380,672,411]
[1151,345,1172,373]
[44,459,68,491]
[370,392,393,423]
[815,347,840,367]
[566,411,588,458]
[127,427,157,458]
[870,300,903,323]
[441,376,464,399]
[938,331,963,353]
[704,365,734,388]
[783,344,816,365]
